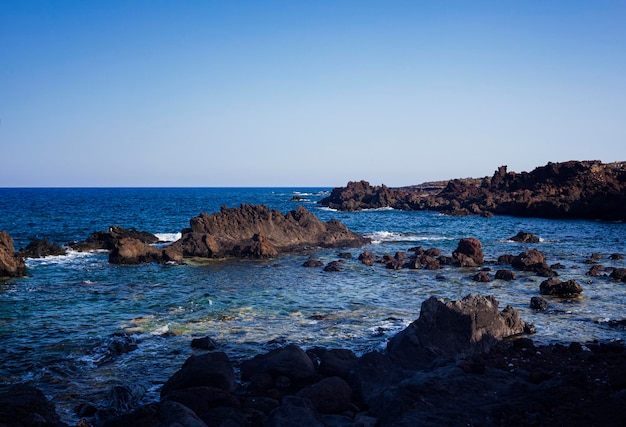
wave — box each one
[365,231,453,244]
[154,232,182,243]
[24,249,106,266]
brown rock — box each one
[452,238,484,267]
[539,278,583,297]
[0,231,26,277]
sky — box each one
[1,1,625,187]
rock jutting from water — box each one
[319,160,626,221]
[76,205,370,265]
[0,230,26,278]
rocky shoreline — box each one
[320,160,626,221]
[1,182,626,426]
[1,293,625,427]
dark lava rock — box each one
[497,254,516,265]
[587,264,605,276]
[320,161,626,221]
[70,225,159,251]
[161,352,236,397]
[191,336,217,350]
[610,268,626,282]
[387,294,533,369]
[452,238,484,267]
[176,205,369,259]
[317,348,359,379]
[0,231,26,277]
[241,344,316,383]
[303,259,324,267]
[358,250,376,266]
[296,376,353,414]
[0,384,67,427]
[471,272,491,282]
[512,248,546,270]
[539,277,584,297]
[18,238,67,258]
[510,231,541,243]
[495,269,516,281]
[609,253,624,261]
[323,260,343,272]
[530,296,549,311]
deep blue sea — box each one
[1,187,625,422]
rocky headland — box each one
[320,160,626,220]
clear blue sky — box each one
[1,1,624,187]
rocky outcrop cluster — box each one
[6,294,626,426]
[320,160,626,220]
[62,205,369,265]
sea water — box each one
[0,187,625,422]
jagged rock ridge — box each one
[320,160,626,220]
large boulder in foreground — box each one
[175,204,369,259]
[0,231,26,278]
[387,294,534,369]
[0,384,67,427]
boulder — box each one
[161,352,236,397]
[191,336,217,350]
[302,259,324,267]
[323,260,343,272]
[18,238,67,258]
[265,396,323,427]
[495,269,516,281]
[318,348,359,379]
[180,205,368,259]
[358,250,376,266]
[530,296,549,311]
[587,265,605,276]
[512,248,548,272]
[0,384,67,427]
[240,344,316,383]
[387,294,533,369]
[0,231,26,277]
[164,386,241,416]
[99,401,207,427]
[471,272,491,282]
[509,232,540,243]
[296,376,353,414]
[610,268,626,282]
[452,238,484,267]
[539,278,584,297]
[108,237,162,264]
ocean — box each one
[0,187,625,423]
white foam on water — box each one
[365,231,452,244]
[24,249,106,267]
[154,232,182,243]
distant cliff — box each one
[320,160,626,221]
